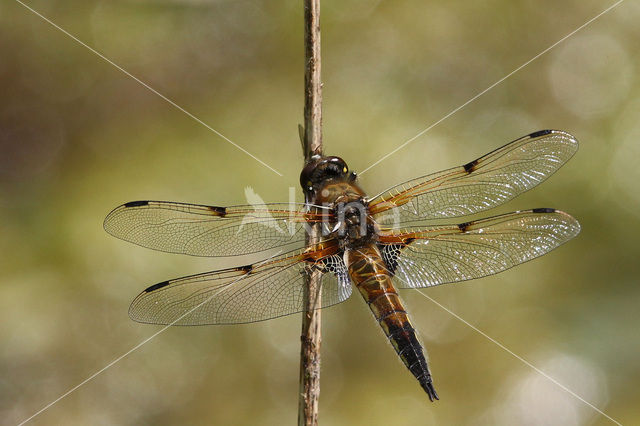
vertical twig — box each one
[298,0,322,425]
[302,0,323,159]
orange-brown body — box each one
[301,155,437,400]
[344,244,436,399]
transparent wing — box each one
[128,244,352,325]
[378,209,580,288]
[369,130,578,225]
[104,200,330,257]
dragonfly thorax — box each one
[333,200,378,248]
[307,174,376,247]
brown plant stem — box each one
[298,0,323,425]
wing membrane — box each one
[104,200,329,257]
[370,130,578,224]
[378,209,580,288]
[128,243,352,325]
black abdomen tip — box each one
[421,379,439,402]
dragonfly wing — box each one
[369,130,578,225]
[128,245,352,325]
[104,201,329,257]
[378,209,580,288]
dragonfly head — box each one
[300,155,353,198]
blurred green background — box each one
[2,0,639,424]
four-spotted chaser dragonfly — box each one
[104,129,580,401]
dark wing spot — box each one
[463,159,478,173]
[237,264,253,274]
[380,238,417,276]
[458,222,471,232]
[529,129,552,139]
[124,200,149,208]
[144,280,170,293]
[208,206,227,217]
[532,207,556,213]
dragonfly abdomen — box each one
[344,245,439,401]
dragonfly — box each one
[104,129,580,401]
